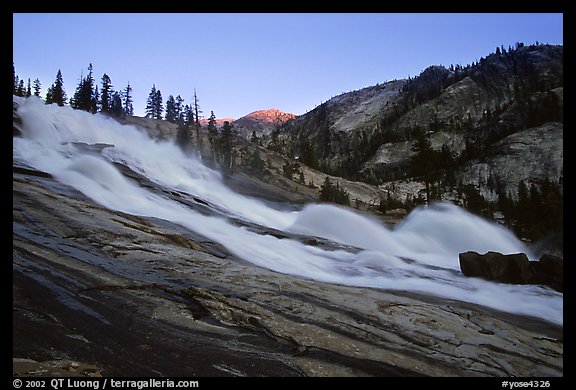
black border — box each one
[7,1,570,385]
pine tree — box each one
[14,74,20,95]
[123,82,134,116]
[517,180,529,206]
[220,121,234,168]
[100,74,113,113]
[33,78,41,97]
[319,176,334,202]
[93,86,100,113]
[45,69,67,106]
[26,79,32,97]
[176,119,191,151]
[320,177,350,205]
[165,95,177,123]
[175,95,184,121]
[410,130,438,203]
[515,180,530,235]
[71,64,97,112]
[248,148,265,172]
[193,89,202,126]
[498,191,513,220]
[463,184,486,216]
[527,182,544,237]
[207,111,218,162]
[17,79,25,97]
[283,161,294,179]
[110,91,123,118]
[193,89,202,146]
[269,128,280,152]
[333,182,351,206]
[13,63,17,95]
[540,178,563,234]
[154,89,163,119]
[145,85,157,118]
[88,64,96,111]
[183,104,194,126]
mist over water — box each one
[13,97,562,325]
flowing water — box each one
[13,97,563,325]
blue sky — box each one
[13,13,563,119]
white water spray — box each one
[13,97,562,325]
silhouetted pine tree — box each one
[154,89,163,120]
[71,63,97,113]
[17,79,25,97]
[207,111,218,163]
[94,86,100,112]
[165,95,177,123]
[463,184,487,216]
[109,91,124,118]
[33,78,41,97]
[514,180,530,235]
[192,90,202,147]
[45,70,67,106]
[145,85,157,118]
[540,178,563,234]
[183,104,194,126]
[219,121,234,169]
[13,63,17,95]
[410,130,439,203]
[123,82,134,116]
[176,119,191,151]
[193,89,201,126]
[175,95,184,121]
[100,74,113,113]
[25,79,32,97]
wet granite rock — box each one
[12,358,102,377]
[13,169,563,377]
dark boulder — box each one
[459,251,562,292]
[530,254,563,292]
[459,251,532,284]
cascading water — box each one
[13,96,563,325]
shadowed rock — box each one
[531,254,563,292]
[459,251,563,292]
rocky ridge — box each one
[275,44,563,203]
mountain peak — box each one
[233,109,296,139]
[241,108,296,123]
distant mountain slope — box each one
[276,44,562,197]
[199,117,236,127]
[233,109,296,139]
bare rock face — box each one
[459,251,563,292]
[457,122,563,201]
